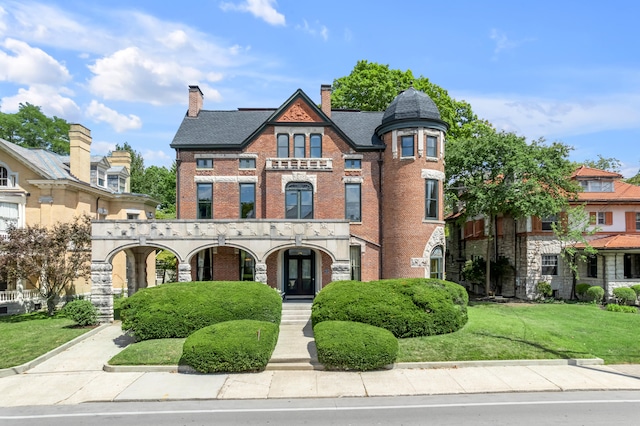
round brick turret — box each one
[376,87,449,279]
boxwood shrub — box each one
[575,283,590,299]
[120,281,281,341]
[586,286,605,304]
[314,321,398,371]
[61,299,98,326]
[613,287,637,305]
[632,284,640,298]
[181,320,279,373]
[311,278,468,338]
[606,304,638,314]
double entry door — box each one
[284,249,315,296]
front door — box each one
[284,249,315,296]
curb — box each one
[102,357,604,374]
[0,323,111,378]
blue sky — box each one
[1,0,639,176]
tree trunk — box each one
[46,295,56,316]
[485,214,494,296]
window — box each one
[239,158,256,169]
[345,183,361,222]
[239,183,255,218]
[637,213,640,231]
[587,255,598,278]
[277,134,289,158]
[426,136,437,158]
[285,182,313,219]
[127,213,139,220]
[196,248,214,281]
[624,254,640,279]
[541,255,558,275]
[580,180,614,192]
[107,175,119,192]
[541,215,557,231]
[196,158,213,169]
[425,179,439,219]
[197,183,213,219]
[401,135,414,157]
[293,134,305,158]
[597,212,606,225]
[0,202,19,233]
[350,246,361,281]
[0,167,7,186]
[345,159,361,169]
[430,246,444,279]
[310,134,322,158]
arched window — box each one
[430,246,443,279]
[0,167,8,186]
[285,182,313,219]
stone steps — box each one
[268,302,317,370]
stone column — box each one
[331,262,351,282]
[255,263,267,285]
[91,262,113,323]
[178,262,192,282]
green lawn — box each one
[0,312,92,369]
[110,302,640,367]
[399,302,640,364]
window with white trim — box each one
[426,136,437,158]
[345,183,361,222]
[401,135,414,157]
[541,255,558,275]
[425,179,438,220]
[430,246,444,279]
[0,167,8,186]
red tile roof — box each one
[575,180,640,202]
[576,234,640,250]
[572,165,623,179]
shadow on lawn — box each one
[474,331,592,359]
[0,312,54,323]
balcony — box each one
[266,157,333,171]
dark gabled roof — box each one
[170,109,274,149]
[170,88,386,151]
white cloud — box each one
[85,100,142,132]
[0,38,71,85]
[141,148,174,166]
[489,29,534,59]
[220,0,285,26]
[456,92,640,141]
[0,84,80,119]
[90,140,117,156]
[295,20,328,41]
[87,47,224,106]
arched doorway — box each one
[284,248,315,296]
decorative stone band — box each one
[194,176,258,183]
[421,169,445,181]
[281,172,318,193]
[342,176,364,184]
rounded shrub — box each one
[181,320,278,373]
[120,281,282,341]
[536,281,552,299]
[586,286,605,304]
[606,304,638,314]
[575,283,590,299]
[630,284,640,298]
[61,299,98,326]
[314,321,398,371]
[312,278,469,338]
[613,287,637,305]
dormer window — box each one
[108,174,126,193]
[580,180,614,192]
[0,167,8,186]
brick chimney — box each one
[188,85,204,117]
[109,150,132,192]
[321,84,332,118]
[69,124,91,183]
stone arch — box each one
[422,225,446,278]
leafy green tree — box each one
[331,60,481,141]
[581,155,622,173]
[0,215,92,315]
[552,205,598,299]
[114,142,146,193]
[0,103,70,154]
[446,129,579,295]
[627,167,640,186]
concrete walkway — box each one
[1,322,640,407]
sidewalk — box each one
[1,322,640,407]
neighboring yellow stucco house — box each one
[0,124,159,314]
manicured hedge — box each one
[181,320,279,373]
[632,284,640,298]
[311,278,469,338]
[613,287,637,305]
[61,299,98,326]
[314,321,398,371]
[586,286,604,304]
[120,281,282,341]
[575,283,590,299]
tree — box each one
[446,129,579,295]
[552,205,598,299]
[581,155,622,173]
[0,215,92,315]
[115,142,146,192]
[331,60,481,141]
[0,103,70,154]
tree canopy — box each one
[0,103,70,154]
[0,215,92,315]
[331,60,483,141]
[580,155,622,173]
[446,129,579,294]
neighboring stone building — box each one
[446,166,640,300]
[0,124,158,314]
